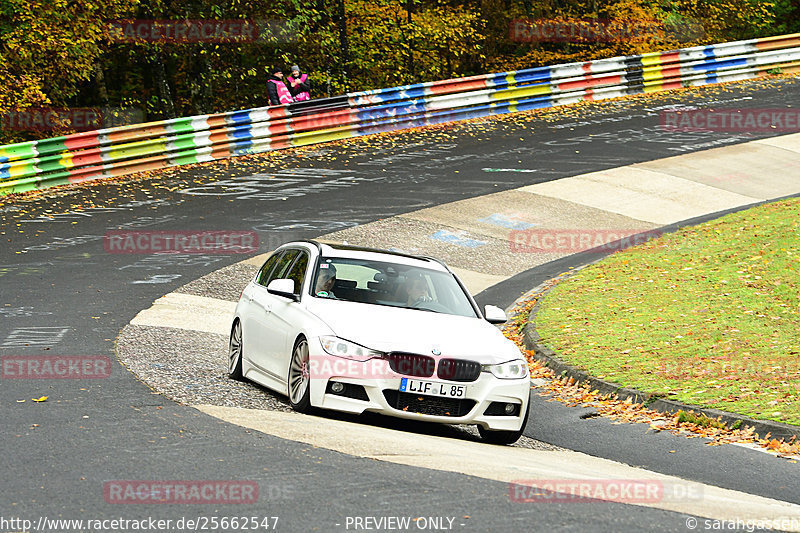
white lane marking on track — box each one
[131,293,236,336]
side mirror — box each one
[484,304,507,324]
[267,278,299,301]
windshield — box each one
[310,257,478,318]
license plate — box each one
[400,378,466,399]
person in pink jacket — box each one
[267,67,293,106]
[287,65,311,101]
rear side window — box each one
[271,250,300,281]
[256,254,281,286]
[283,252,309,295]
[257,250,299,287]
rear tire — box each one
[478,401,530,445]
[228,320,245,381]
[288,337,311,413]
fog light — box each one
[330,382,345,394]
[504,403,516,414]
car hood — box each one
[305,299,522,364]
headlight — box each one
[319,336,381,361]
[482,359,529,379]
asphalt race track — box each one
[2,78,800,532]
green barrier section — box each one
[0,142,37,164]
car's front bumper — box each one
[308,353,531,431]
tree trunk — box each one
[406,0,414,83]
[201,50,213,114]
[95,64,109,107]
[336,0,350,91]
[152,53,176,119]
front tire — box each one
[288,337,311,412]
[478,401,530,445]
[228,320,245,381]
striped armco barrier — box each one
[2,33,800,195]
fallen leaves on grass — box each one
[541,376,800,456]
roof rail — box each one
[322,242,433,262]
[297,239,323,252]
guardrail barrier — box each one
[2,33,799,196]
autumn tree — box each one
[0,0,139,143]
[345,0,485,91]
[660,0,777,42]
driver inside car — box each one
[405,273,432,306]
[314,263,337,298]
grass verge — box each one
[535,197,800,426]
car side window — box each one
[270,250,299,282]
[283,252,309,295]
[256,254,281,287]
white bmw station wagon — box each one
[229,240,531,444]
